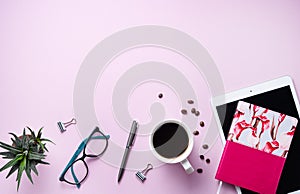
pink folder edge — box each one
[216,141,285,194]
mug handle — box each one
[180,158,194,174]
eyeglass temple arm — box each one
[91,135,110,140]
[71,166,81,188]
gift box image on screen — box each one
[216,101,298,194]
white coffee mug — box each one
[150,120,194,174]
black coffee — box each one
[152,122,189,159]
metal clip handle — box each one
[136,164,153,182]
[57,118,77,133]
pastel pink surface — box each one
[1,1,300,194]
[216,141,285,194]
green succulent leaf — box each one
[17,156,27,191]
[30,150,46,156]
[28,152,46,160]
[6,164,19,179]
[0,142,22,154]
[9,133,22,147]
[2,156,16,159]
[0,151,15,158]
[35,160,50,165]
[37,127,43,139]
[21,129,27,148]
[23,140,29,150]
[43,145,49,152]
[10,138,17,146]
[40,138,55,145]
[26,127,36,140]
[30,161,38,176]
[25,160,33,184]
[0,154,24,172]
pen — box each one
[117,120,138,183]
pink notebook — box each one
[216,101,298,194]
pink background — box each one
[1,1,300,194]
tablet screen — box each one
[216,86,300,194]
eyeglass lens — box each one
[85,130,108,156]
[64,159,88,184]
[62,130,108,184]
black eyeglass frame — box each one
[59,127,109,186]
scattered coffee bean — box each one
[202,144,209,149]
[187,100,194,104]
[200,121,205,127]
[206,158,210,164]
[193,130,199,136]
[181,109,188,115]
[200,155,205,160]
[191,108,196,113]
[197,168,203,174]
[158,93,163,98]
[195,111,200,116]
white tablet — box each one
[211,76,300,194]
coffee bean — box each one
[206,158,210,164]
[202,144,209,149]
[200,121,205,127]
[158,93,163,98]
[187,100,194,104]
[193,130,199,136]
[195,111,200,116]
[191,108,196,113]
[181,109,188,115]
[200,155,205,160]
[197,168,203,174]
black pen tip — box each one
[117,168,124,183]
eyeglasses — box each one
[59,127,110,188]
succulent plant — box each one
[0,127,54,191]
